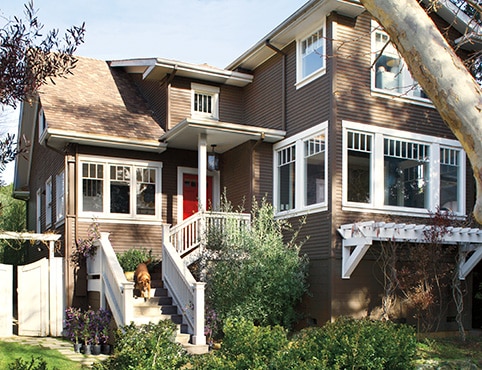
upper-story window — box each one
[45,177,52,228]
[296,21,326,88]
[56,171,65,223]
[79,156,162,220]
[191,83,219,120]
[38,107,47,141]
[274,122,328,216]
[372,24,429,102]
[343,121,465,216]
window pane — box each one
[305,136,325,206]
[347,131,372,203]
[440,148,459,212]
[136,168,156,215]
[278,145,295,211]
[384,139,429,208]
[301,28,324,78]
[82,163,103,212]
[110,165,130,214]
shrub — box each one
[116,248,156,272]
[92,320,188,370]
[202,197,309,331]
[8,357,51,370]
[287,317,417,370]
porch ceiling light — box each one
[207,144,220,171]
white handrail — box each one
[87,232,134,327]
[162,224,206,345]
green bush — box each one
[192,317,417,370]
[8,357,53,370]
[116,248,156,272]
[287,317,417,370]
[92,320,187,370]
[202,197,309,331]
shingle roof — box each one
[39,56,164,141]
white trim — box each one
[176,166,220,224]
[295,18,327,89]
[273,121,328,217]
[78,155,163,221]
[36,188,42,233]
[342,120,466,216]
[55,170,65,223]
[191,83,220,120]
[45,177,52,228]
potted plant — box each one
[98,308,112,354]
[116,248,155,281]
[81,308,93,355]
[70,221,101,269]
[64,307,83,352]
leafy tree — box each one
[200,197,309,333]
[359,0,482,224]
[0,1,85,172]
[0,184,26,264]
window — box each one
[56,171,65,222]
[79,157,162,219]
[274,122,328,215]
[343,121,465,215]
[191,83,219,120]
[296,22,326,88]
[45,177,52,228]
[36,188,42,233]
[372,25,428,101]
[38,107,47,140]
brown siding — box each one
[221,142,252,210]
[219,85,245,124]
[169,78,191,129]
[133,75,168,130]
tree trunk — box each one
[360,0,482,224]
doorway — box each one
[182,173,213,220]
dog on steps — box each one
[134,263,151,301]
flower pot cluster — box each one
[64,307,112,355]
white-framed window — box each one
[296,20,326,88]
[36,188,42,233]
[274,122,328,216]
[56,171,65,223]
[342,121,466,216]
[38,107,47,141]
[45,177,52,228]
[191,83,219,120]
[372,23,429,102]
[79,156,162,220]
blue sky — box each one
[0,0,308,183]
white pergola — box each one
[337,221,482,280]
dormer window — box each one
[296,21,326,88]
[191,83,219,120]
[38,107,47,141]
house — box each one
[13,0,482,340]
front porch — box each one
[86,210,250,352]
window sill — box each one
[342,204,466,219]
[275,204,328,219]
[371,89,434,108]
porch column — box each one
[198,133,207,211]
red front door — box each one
[183,174,213,219]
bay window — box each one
[80,157,162,219]
[343,121,465,215]
[274,122,328,215]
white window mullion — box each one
[373,133,384,208]
[430,143,440,212]
[295,139,304,208]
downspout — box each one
[265,39,286,131]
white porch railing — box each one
[87,232,134,327]
[162,224,206,345]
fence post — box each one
[191,281,206,345]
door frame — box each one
[177,166,220,224]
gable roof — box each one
[38,56,165,152]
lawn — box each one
[415,334,482,368]
[0,341,84,370]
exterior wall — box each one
[132,74,168,130]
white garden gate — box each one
[0,232,63,338]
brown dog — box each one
[134,263,151,300]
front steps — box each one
[131,273,208,354]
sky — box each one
[0,0,308,183]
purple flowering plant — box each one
[64,306,112,345]
[64,307,83,344]
[70,221,101,266]
[204,308,221,345]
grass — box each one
[0,341,84,370]
[415,334,482,368]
